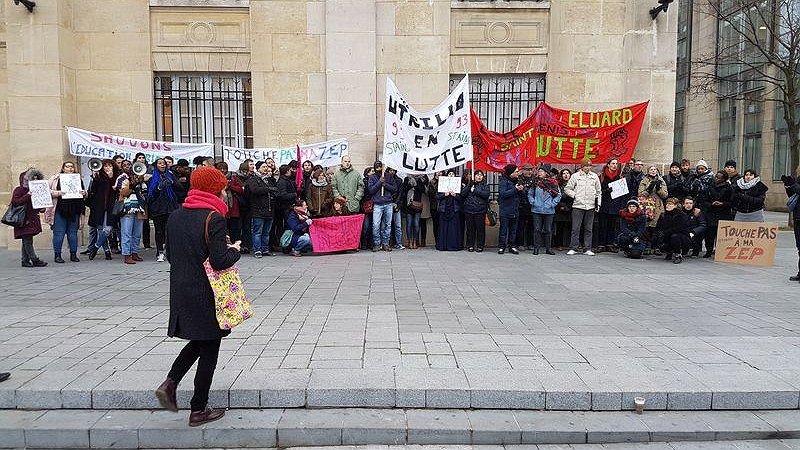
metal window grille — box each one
[154,73,253,160]
[718,97,738,166]
[742,99,762,171]
[450,74,546,198]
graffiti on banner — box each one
[308,214,364,253]
[471,101,649,172]
[223,139,349,169]
[714,220,778,267]
[382,76,472,175]
[68,127,213,164]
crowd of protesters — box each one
[9,154,800,280]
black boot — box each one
[88,246,99,260]
[54,253,64,264]
[32,259,48,267]
[70,252,80,262]
[105,251,113,261]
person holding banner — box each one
[86,160,119,261]
[782,170,800,283]
[245,161,278,258]
[731,169,769,222]
[386,167,405,249]
[331,155,364,216]
[368,161,398,252]
[497,165,522,255]
[461,170,489,252]
[45,162,86,263]
[285,200,314,256]
[435,172,463,252]
[11,169,48,267]
[148,158,181,262]
[564,159,602,256]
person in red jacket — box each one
[11,169,48,267]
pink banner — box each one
[309,214,364,253]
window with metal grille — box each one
[742,98,762,171]
[154,73,253,159]
[450,74,546,198]
[673,0,693,161]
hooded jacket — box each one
[331,166,364,213]
[306,179,334,217]
[368,171,397,205]
[528,178,562,215]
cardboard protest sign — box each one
[714,220,778,267]
[59,173,83,199]
[383,76,472,174]
[471,101,648,172]
[309,214,363,253]
[437,176,461,194]
[609,178,629,199]
[29,180,53,209]
[68,127,213,164]
[223,139,349,169]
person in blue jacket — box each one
[285,200,313,256]
[367,161,398,252]
[497,164,523,254]
[528,164,562,255]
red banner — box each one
[309,214,364,253]
[471,101,649,172]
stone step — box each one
[1,409,799,449]
[2,368,800,411]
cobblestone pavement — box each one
[291,443,800,449]
[0,231,798,377]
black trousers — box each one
[516,212,534,247]
[704,221,718,254]
[152,214,169,253]
[420,218,428,244]
[167,338,222,412]
[239,209,252,248]
[794,218,800,276]
[597,213,619,247]
[142,219,151,248]
[464,212,486,249]
[662,233,690,255]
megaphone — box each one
[132,162,148,176]
[88,158,102,172]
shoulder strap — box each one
[204,210,217,244]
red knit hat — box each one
[190,167,228,194]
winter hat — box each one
[665,197,680,206]
[670,161,681,169]
[539,162,552,172]
[373,160,384,170]
[724,159,737,169]
[255,161,266,171]
[504,164,517,177]
[190,166,228,195]
[176,159,189,167]
[696,160,709,169]
[626,199,640,208]
[580,158,593,167]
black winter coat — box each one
[461,181,490,214]
[599,171,626,214]
[275,175,297,213]
[703,181,734,223]
[86,172,117,228]
[666,173,689,200]
[166,207,240,340]
[657,208,689,238]
[786,180,800,216]
[498,175,520,217]
[245,175,278,218]
[731,181,768,214]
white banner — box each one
[222,139,349,169]
[382,75,472,175]
[67,127,213,164]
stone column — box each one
[325,0,377,168]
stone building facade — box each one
[0,0,677,247]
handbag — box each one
[486,208,497,227]
[362,199,374,214]
[111,198,125,217]
[1,203,26,228]
[788,193,798,212]
[203,212,252,330]
[280,229,294,248]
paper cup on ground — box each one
[634,397,646,414]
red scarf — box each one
[182,189,229,216]
[602,166,621,182]
[536,177,560,196]
[619,208,642,222]
[293,206,310,222]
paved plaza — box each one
[0,224,799,411]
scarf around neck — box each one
[737,176,761,190]
[293,206,310,222]
[182,189,229,216]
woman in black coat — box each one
[656,197,690,264]
[435,172,463,251]
[731,169,769,222]
[156,167,241,427]
[86,159,118,260]
[461,169,490,252]
[701,170,734,258]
